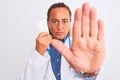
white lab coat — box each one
[20,37,96,80]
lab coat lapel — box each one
[61,37,72,80]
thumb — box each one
[51,39,73,61]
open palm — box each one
[51,3,106,73]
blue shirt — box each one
[49,35,69,80]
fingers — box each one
[37,32,50,38]
[51,39,73,61]
[36,32,52,45]
[89,8,98,38]
[72,8,82,42]
[72,2,90,41]
[97,19,105,42]
[82,3,90,37]
[89,7,104,42]
[36,32,52,55]
[73,3,104,41]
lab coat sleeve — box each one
[69,68,97,80]
[76,71,97,80]
[20,49,50,80]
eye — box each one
[52,20,58,24]
[62,20,68,24]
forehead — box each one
[49,7,70,19]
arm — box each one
[51,2,105,78]
[20,49,49,80]
[21,32,52,80]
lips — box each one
[56,32,64,35]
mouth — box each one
[56,32,64,35]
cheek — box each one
[49,27,56,34]
[65,25,70,32]
[48,24,54,33]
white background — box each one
[0,0,120,80]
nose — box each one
[58,21,63,30]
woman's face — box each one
[47,7,71,40]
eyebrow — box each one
[62,18,69,21]
[51,18,69,21]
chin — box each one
[54,36,65,40]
